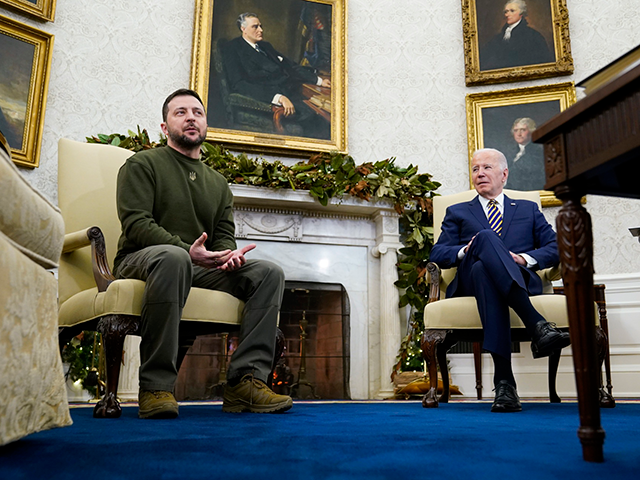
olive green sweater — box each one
[113,146,237,271]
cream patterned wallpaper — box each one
[5,0,640,275]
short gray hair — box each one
[505,0,527,16]
[237,12,259,31]
[472,148,508,171]
[511,117,537,133]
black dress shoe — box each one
[530,321,571,359]
[491,380,522,413]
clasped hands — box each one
[189,232,256,271]
[464,234,526,266]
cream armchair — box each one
[1,135,71,445]
[57,138,282,418]
[420,189,612,408]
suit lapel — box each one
[501,195,518,236]
[468,196,490,229]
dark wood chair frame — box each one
[421,262,615,409]
[59,226,285,419]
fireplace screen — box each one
[175,281,350,400]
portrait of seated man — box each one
[480,0,554,71]
[506,117,546,191]
[222,12,331,140]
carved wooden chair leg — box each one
[437,335,457,404]
[93,314,140,418]
[421,330,451,408]
[595,325,615,408]
[473,342,483,400]
[548,349,562,403]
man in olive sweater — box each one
[114,88,292,418]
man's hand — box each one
[321,78,331,88]
[510,251,526,266]
[464,234,477,254]
[280,96,295,116]
[189,232,232,269]
[219,243,256,272]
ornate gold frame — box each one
[0,0,56,22]
[462,0,573,86]
[191,0,347,154]
[465,82,576,206]
[0,15,53,168]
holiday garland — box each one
[71,128,441,389]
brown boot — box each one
[138,390,179,419]
[222,374,293,413]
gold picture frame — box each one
[465,82,576,206]
[462,0,573,86]
[191,0,347,155]
[0,14,53,168]
[0,0,56,22]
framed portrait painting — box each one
[0,0,56,22]
[0,15,53,168]
[191,0,347,154]
[462,0,573,86]
[465,82,576,206]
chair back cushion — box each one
[57,139,134,304]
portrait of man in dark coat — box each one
[479,0,554,71]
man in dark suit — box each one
[222,12,330,139]
[480,1,554,71]
[506,117,546,191]
[429,148,570,412]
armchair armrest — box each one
[426,262,441,303]
[63,226,115,292]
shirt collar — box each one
[505,19,522,32]
[478,192,505,211]
[243,38,258,49]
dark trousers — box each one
[114,245,285,391]
[454,230,542,359]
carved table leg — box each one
[93,314,140,419]
[555,186,605,462]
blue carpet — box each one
[1,401,638,479]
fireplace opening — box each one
[175,280,350,401]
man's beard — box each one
[166,125,206,149]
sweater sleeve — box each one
[116,158,191,252]
[208,183,237,253]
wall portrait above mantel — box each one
[0,0,56,22]
[190,0,347,155]
[462,0,574,86]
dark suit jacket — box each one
[506,143,546,191]
[222,36,319,105]
[429,194,559,298]
[480,18,554,70]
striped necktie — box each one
[487,199,503,236]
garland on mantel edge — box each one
[79,127,441,385]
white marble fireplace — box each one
[112,184,406,401]
[230,185,404,399]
